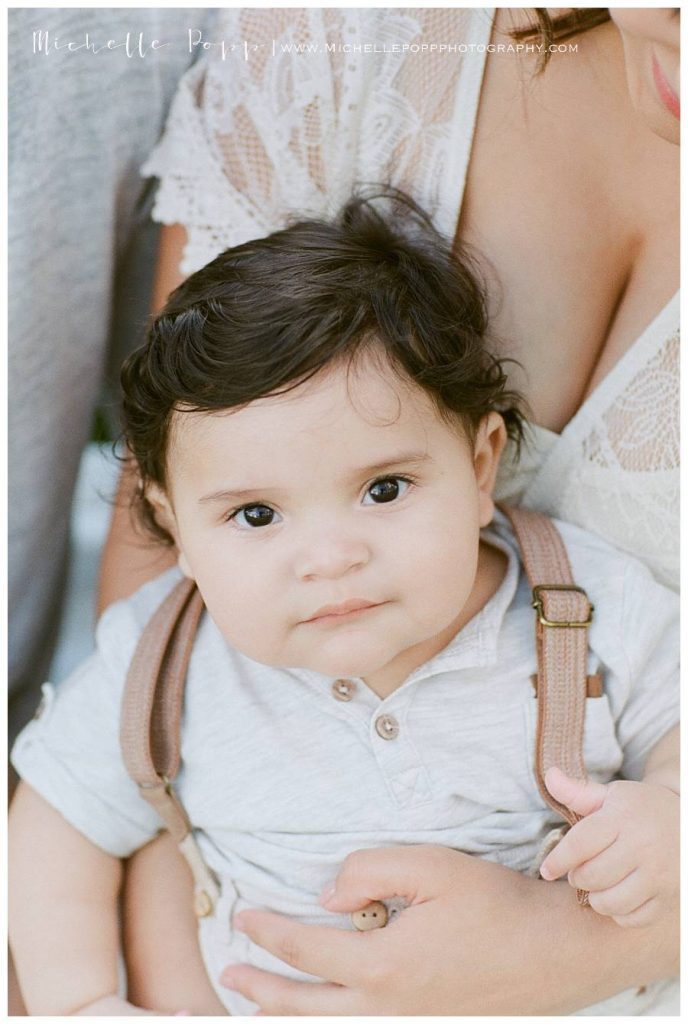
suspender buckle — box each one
[532,585,594,628]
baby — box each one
[9,191,679,1016]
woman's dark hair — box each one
[511,8,610,74]
[121,187,525,544]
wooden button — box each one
[375,714,399,740]
[351,901,388,931]
[193,889,213,918]
[332,679,356,702]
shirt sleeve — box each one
[612,557,680,781]
[10,596,168,858]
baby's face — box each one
[157,354,504,691]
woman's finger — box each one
[540,813,618,880]
[231,909,381,987]
[320,844,456,912]
[219,964,360,1016]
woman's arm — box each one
[96,223,188,616]
[96,460,176,617]
[218,844,678,1015]
[9,782,124,1015]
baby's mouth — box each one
[304,599,385,623]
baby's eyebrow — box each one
[198,451,433,504]
[198,486,286,505]
[347,450,433,481]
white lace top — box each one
[142,6,679,590]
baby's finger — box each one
[568,839,638,892]
[544,767,608,817]
[611,896,660,929]
[588,868,652,918]
[540,813,618,880]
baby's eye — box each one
[231,504,281,529]
[362,476,411,505]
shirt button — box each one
[375,714,399,740]
[351,901,388,931]
[332,679,356,702]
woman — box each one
[99,7,679,1015]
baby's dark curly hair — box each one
[121,187,525,544]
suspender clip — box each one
[532,584,594,628]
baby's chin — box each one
[285,640,396,682]
[222,639,386,681]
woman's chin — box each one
[628,72,680,145]
[636,94,680,144]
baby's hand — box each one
[538,767,679,928]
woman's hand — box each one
[219,844,677,1015]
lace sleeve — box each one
[141,7,488,273]
[142,9,345,272]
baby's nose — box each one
[294,533,370,580]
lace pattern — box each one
[496,322,679,590]
[141,7,491,273]
[567,332,679,588]
[582,333,679,474]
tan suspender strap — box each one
[499,505,593,819]
[121,576,203,790]
[499,505,593,907]
[121,576,220,914]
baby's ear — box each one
[145,483,179,545]
[473,412,507,526]
[146,483,194,580]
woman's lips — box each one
[652,53,680,120]
[305,599,384,623]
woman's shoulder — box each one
[549,518,677,626]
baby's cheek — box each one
[205,589,283,663]
[407,534,476,617]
